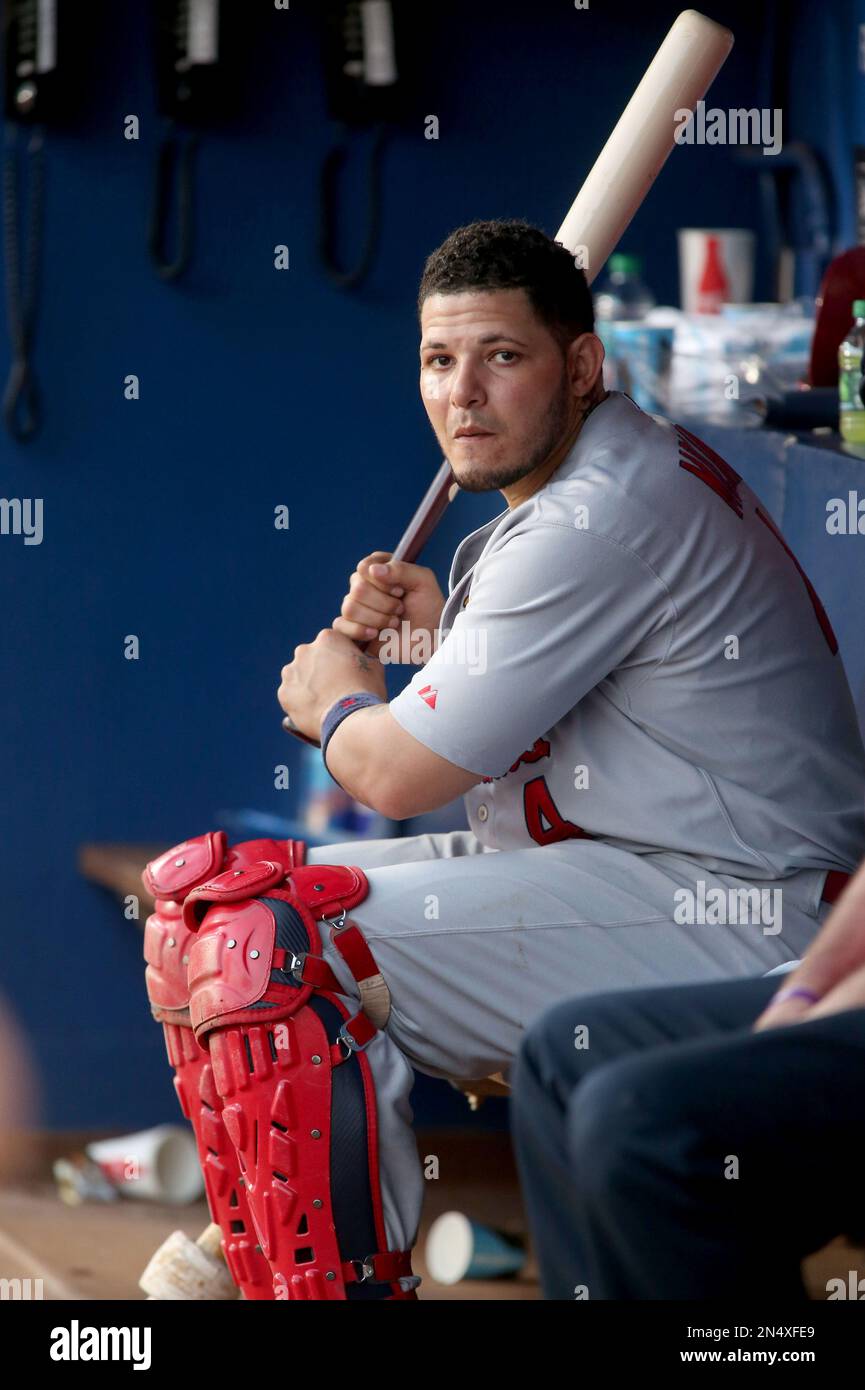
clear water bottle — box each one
[594,253,656,322]
[838,299,865,457]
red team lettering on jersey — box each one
[754,505,838,655]
[675,423,744,518]
[674,425,838,655]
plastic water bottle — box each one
[594,254,656,322]
[838,299,865,457]
[594,255,658,400]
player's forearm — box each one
[324,700,483,820]
[323,703,402,818]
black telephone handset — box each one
[152,0,242,127]
[148,1,245,280]
[322,0,403,126]
[319,2,407,290]
[4,0,60,123]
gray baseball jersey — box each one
[388,391,865,877]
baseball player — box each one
[143,221,865,1300]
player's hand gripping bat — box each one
[283,9,734,746]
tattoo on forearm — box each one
[355,652,372,673]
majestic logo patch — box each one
[417,684,438,710]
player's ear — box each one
[567,331,605,400]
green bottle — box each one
[838,299,865,455]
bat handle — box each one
[281,460,458,749]
[282,630,375,747]
[280,716,323,746]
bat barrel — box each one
[556,9,734,282]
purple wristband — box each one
[770,986,821,1008]
[320,692,384,781]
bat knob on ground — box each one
[139,1222,240,1301]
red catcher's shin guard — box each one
[143,833,307,1300]
[185,859,417,1301]
[161,1008,274,1299]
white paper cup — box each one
[425,1211,526,1284]
[678,229,755,313]
[85,1124,203,1204]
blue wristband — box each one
[321,692,384,780]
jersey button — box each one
[477,803,489,822]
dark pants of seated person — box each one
[510,974,865,1300]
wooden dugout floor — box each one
[0,1131,535,1301]
[0,1130,860,1301]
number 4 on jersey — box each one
[524,776,592,846]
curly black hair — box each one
[417,218,594,351]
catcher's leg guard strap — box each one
[328,918,392,1030]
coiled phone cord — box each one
[148,119,199,281]
[318,121,388,290]
[2,122,44,441]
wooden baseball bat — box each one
[283,9,734,742]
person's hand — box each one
[752,987,819,1032]
[754,961,865,1031]
[333,551,446,665]
[752,859,865,1031]
[277,628,386,741]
